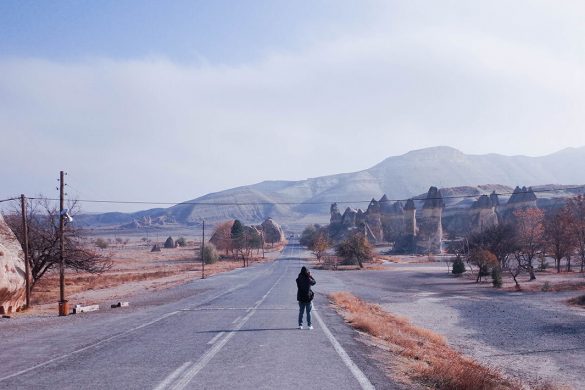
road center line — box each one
[158,271,287,390]
[313,309,375,390]
[153,361,192,390]
[207,332,225,345]
[231,316,242,324]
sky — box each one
[1,0,584,212]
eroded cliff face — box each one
[0,214,26,314]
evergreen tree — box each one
[451,254,466,275]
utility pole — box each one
[20,194,30,309]
[58,171,68,316]
[261,231,265,259]
[201,220,205,279]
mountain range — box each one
[78,146,585,228]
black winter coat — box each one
[296,273,316,303]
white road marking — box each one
[207,332,225,345]
[231,316,242,324]
[152,361,192,390]
[313,309,375,390]
[0,311,180,383]
[157,271,287,390]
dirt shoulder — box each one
[14,242,284,318]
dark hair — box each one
[300,266,308,276]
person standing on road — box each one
[296,266,316,330]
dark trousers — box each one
[298,301,312,326]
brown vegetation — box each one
[28,241,278,308]
[330,291,517,390]
[568,294,585,307]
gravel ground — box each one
[312,260,585,389]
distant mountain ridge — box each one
[77,146,585,227]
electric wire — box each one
[22,185,585,207]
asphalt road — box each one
[0,244,394,390]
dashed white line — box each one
[157,271,287,390]
[207,332,225,345]
[153,361,192,390]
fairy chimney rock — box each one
[341,207,358,227]
[419,187,444,254]
[403,199,417,236]
[330,203,342,225]
[0,214,26,315]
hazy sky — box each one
[1,1,584,212]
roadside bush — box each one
[95,238,108,249]
[491,267,503,288]
[176,237,187,247]
[164,236,175,249]
[202,243,219,264]
[451,255,466,275]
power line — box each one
[0,197,19,204]
[24,185,585,207]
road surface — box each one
[0,244,393,389]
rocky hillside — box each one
[77,146,585,227]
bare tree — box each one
[3,198,112,293]
[468,224,517,270]
[311,231,330,263]
[335,231,374,268]
[468,249,498,283]
[543,206,575,272]
[513,208,544,281]
[567,195,585,273]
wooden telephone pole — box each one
[20,194,30,308]
[58,171,68,316]
[201,220,205,279]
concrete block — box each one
[73,304,100,314]
[111,301,130,308]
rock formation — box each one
[260,218,285,244]
[469,194,499,233]
[417,187,444,254]
[330,203,342,225]
[365,199,383,242]
[341,207,358,227]
[403,199,417,237]
[499,186,538,223]
[0,214,26,314]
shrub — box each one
[451,255,466,275]
[491,267,503,288]
[164,236,175,249]
[202,243,219,264]
[176,237,187,247]
[95,238,108,249]
[335,232,374,268]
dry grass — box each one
[330,291,517,390]
[567,294,585,307]
[30,243,276,306]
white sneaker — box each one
[298,325,303,330]
[308,325,314,330]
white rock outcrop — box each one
[0,214,26,314]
